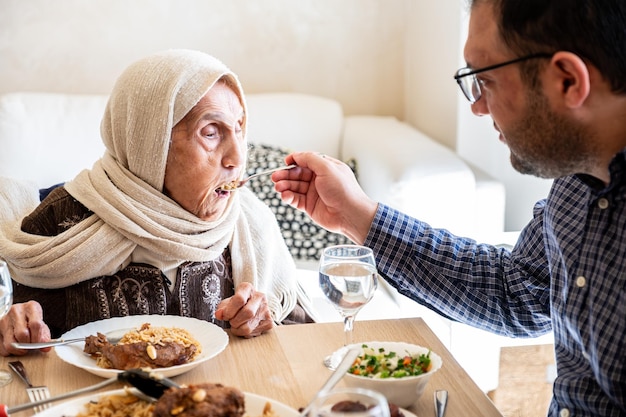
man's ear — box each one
[547,51,590,108]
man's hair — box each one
[472,0,626,94]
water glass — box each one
[0,260,13,386]
[319,245,378,369]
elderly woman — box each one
[0,50,314,356]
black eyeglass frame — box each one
[454,52,554,103]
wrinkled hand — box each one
[0,301,51,356]
[215,282,274,338]
[272,151,378,244]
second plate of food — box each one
[35,388,298,417]
[55,315,229,378]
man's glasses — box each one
[454,53,553,103]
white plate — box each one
[55,315,228,378]
[34,389,299,417]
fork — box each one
[8,361,51,413]
[219,164,296,190]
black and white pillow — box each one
[245,143,356,262]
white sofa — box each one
[0,91,509,391]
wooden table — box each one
[0,318,502,416]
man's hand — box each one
[272,152,378,245]
[215,282,274,338]
[0,301,51,356]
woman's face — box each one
[163,82,245,221]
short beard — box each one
[506,87,596,179]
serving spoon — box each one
[11,328,132,350]
[219,164,296,190]
[0,368,180,416]
[434,390,448,417]
[298,347,360,417]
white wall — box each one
[404,0,464,150]
[0,0,406,118]
[0,0,549,230]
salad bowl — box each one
[342,341,443,408]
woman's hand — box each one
[272,151,378,245]
[215,282,274,338]
[0,301,52,356]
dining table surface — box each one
[0,317,503,417]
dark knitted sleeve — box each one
[21,186,92,236]
[14,186,93,337]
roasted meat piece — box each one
[99,340,197,369]
[83,325,199,370]
[84,337,197,370]
[83,332,109,355]
[153,383,245,417]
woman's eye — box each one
[201,124,219,139]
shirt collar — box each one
[574,147,626,196]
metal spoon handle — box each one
[244,164,296,181]
[11,327,131,349]
[434,390,448,417]
[238,164,296,187]
[11,337,84,349]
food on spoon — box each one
[153,383,245,417]
[83,323,201,370]
[219,180,239,191]
[348,343,432,378]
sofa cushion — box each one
[245,93,344,158]
[0,92,107,188]
[246,143,353,263]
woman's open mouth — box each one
[216,180,238,195]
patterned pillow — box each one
[245,143,356,262]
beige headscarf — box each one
[0,49,311,323]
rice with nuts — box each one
[76,389,155,417]
[87,323,202,370]
[117,323,202,353]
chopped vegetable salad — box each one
[348,344,432,378]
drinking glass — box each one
[0,260,14,386]
[310,387,390,417]
[319,245,378,369]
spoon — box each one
[219,164,296,190]
[11,327,132,349]
[298,347,360,417]
[0,368,179,416]
[434,390,448,417]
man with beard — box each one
[272,0,626,416]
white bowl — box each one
[342,341,443,408]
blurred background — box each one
[0,0,552,232]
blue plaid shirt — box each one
[366,151,626,416]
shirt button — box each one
[576,276,586,287]
[560,408,571,417]
[597,198,609,209]
[583,350,590,360]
